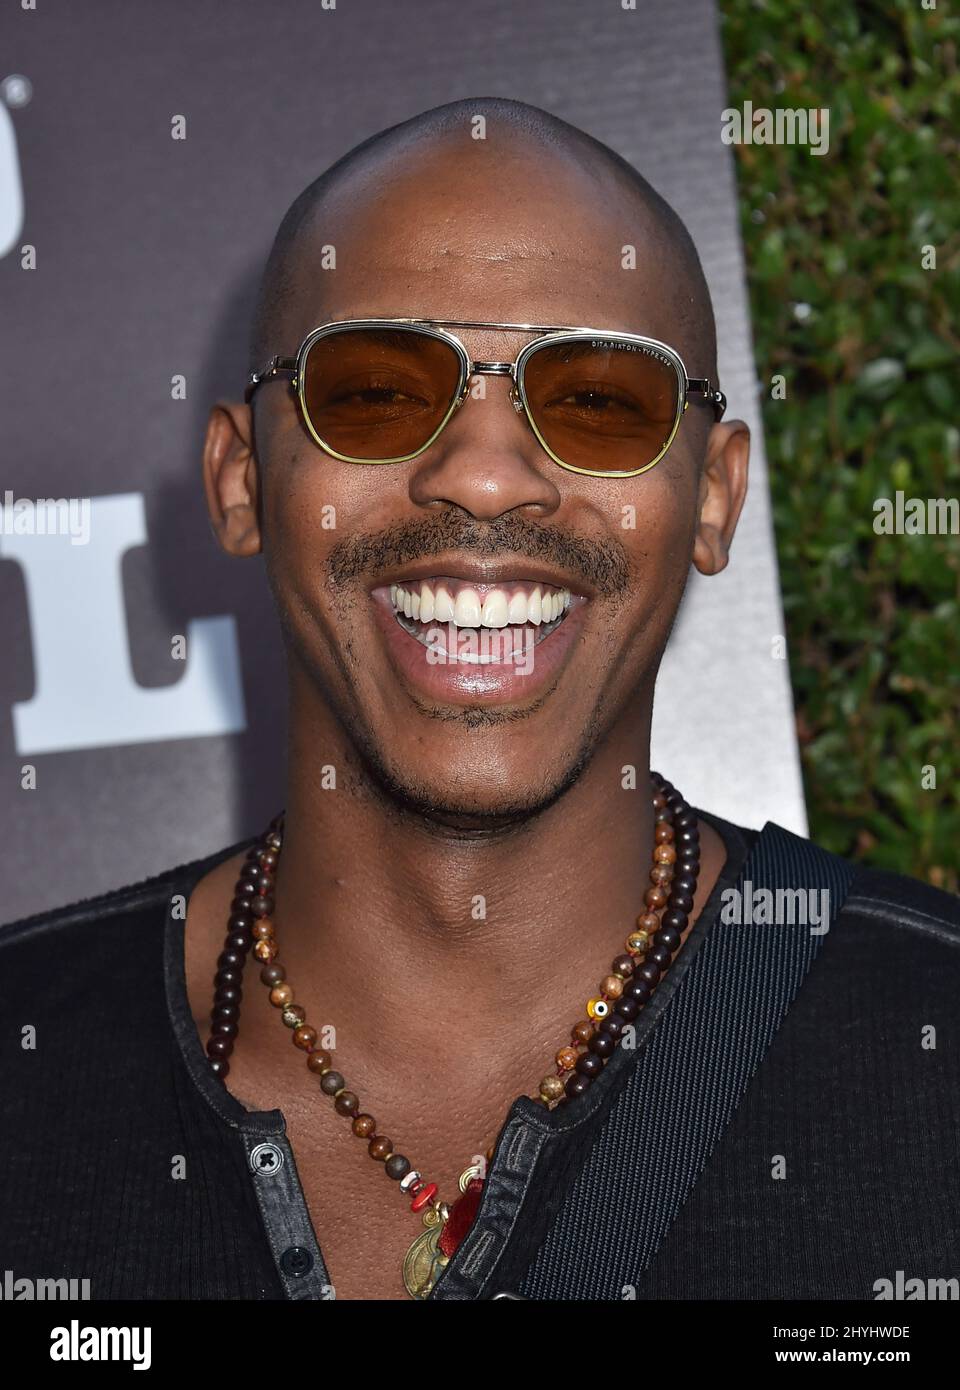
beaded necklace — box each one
[205,771,701,1298]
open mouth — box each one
[389,577,574,663]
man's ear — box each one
[692,419,750,576]
[201,401,262,557]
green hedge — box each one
[720,0,959,890]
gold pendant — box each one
[402,1205,449,1300]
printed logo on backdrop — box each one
[0,494,246,755]
[0,74,29,259]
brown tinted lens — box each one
[301,327,463,460]
[521,339,681,474]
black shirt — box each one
[1,810,958,1301]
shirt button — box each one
[280,1246,314,1278]
[249,1141,285,1175]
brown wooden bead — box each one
[254,939,278,962]
[627,930,650,953]
[654,844,677,864]
[645,886,668,909]
[352,1113,376,1137]
[637,912,660,932]
[556,1045,578,1071]
[334,1090,359,1116]
[369,1136,393,1161]
[571,1019,594,1045]
[601,974,624,999]
[293,1024,317,1051]
[281,1004,306,1028]
[307,1050,332,1074]
[655,822,675,843]
[652,793,667,810]
[651,863,673,884]
[612,954,635,978]
[269,983,293,1008]
[252,920,274,940]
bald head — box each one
[248,97,717,382]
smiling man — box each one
[1,99,958,1305]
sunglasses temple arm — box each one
[244,356,298,404]
[686,379,727,421]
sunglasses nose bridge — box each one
[469,360,525,414]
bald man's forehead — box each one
[278,146,707,368]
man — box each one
[1,98,958,1303]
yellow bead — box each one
[539,1075,565,1102]
[627,931,650,954]
[587,997,610,1020]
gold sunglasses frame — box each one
[244,317,727,479]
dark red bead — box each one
[206,1035,233,1058]
[575,1052,603,1077]
[564,1073,592,1099]
[655,926,682,951]
[598,1014,625,1037]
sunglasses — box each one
[244,318,726,479]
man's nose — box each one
[406,376,561,521]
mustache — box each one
[326,511,631,597]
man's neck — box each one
[266,712,726,1073]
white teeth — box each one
[418,582,434,623]
[480,590,508,628]
[454,588,482,627]
[389,580,573,629]
[434,585,455,622]
[507,591,527,624]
